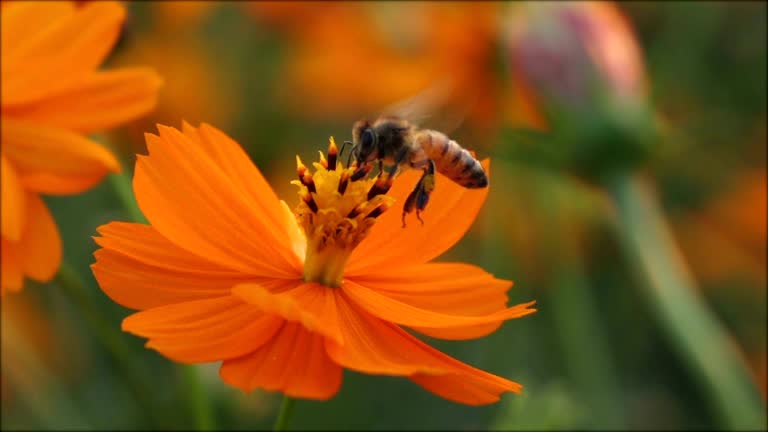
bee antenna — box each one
[340,140,352,160]
[346,143,358,167]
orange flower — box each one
[0,1,162,294]
[151,1,216,31]
[91,122,536,404]
[674,168,767,287]
[1,292,86,406]
[247,2,501,130]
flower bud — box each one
[506,1,648,115]
[504,1,658,179]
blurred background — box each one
[2,1,766,430]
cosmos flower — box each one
[91,122,536,404]
[0,1,162,294]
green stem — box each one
[55,263,167,427]
[180,365,215,431]
[606,172,766,430]
[272,396,296,431]
[108,167,147,224]
[537,173,624,428]
[547,260,624,428]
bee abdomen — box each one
[417,130,488,188]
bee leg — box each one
[401,160,436,227]
[416,160,436,224]
[402,185,419,228]
[388,147,410,180]
[377,159,384,177]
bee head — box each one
[352,120,379,164]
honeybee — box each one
[345,115,488,226]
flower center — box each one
[293,138,395,287]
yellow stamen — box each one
[293,137,394,287]
[327,139,338,170]
[317,150,328,169]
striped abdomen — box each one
[413,130,488,188]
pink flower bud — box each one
[506,2,648,113]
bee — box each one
[345,115,488,226]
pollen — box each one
[293,137,395,287]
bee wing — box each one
[380,78,452,123]
[379,77,470,134]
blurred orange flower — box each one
[675,168,767,287]
[505,1,648,129]
[247,2,501,131]
[106,1,236,154]
[92,122,535,404]
[108,34,238,153]
[2,294,56,400]
[0,1,162,295]
[151,1,216,30]
[1,293,86,406]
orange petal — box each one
[348,262,529,339]
[1,118,119,194]
[92,222,297,310]
[7,68,162,134]
[133,125,301,277]
[181,122,295,242]
[342,280,536,340]
[0,2,74,58]
[220,321,342,400]
[122,296,284,363]
[1,155,25,241]
[0,191,61,293]
[410,370,522,406]
[232,282,343,345]
[327,292,523,404]
[2,1,125,105]
[327,291,445,375]
[1,238,23,294]
[19,192,61,282]
[347,160,490,274]
[279,200,307,260]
